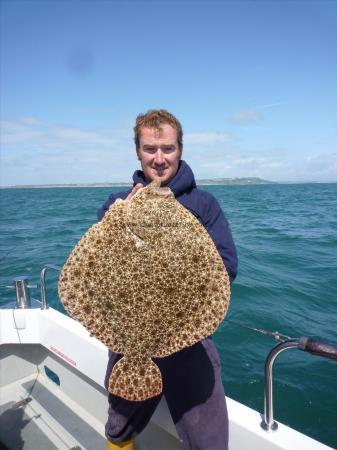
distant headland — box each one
[2,177,276,189]
[197,177,276,185]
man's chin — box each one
[144,169,175,185]
[150,176,165,186]
[151,171,169,184]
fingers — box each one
[126,183,144,201]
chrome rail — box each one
[260,339,299,431]
[261,337,337,432]
[40,264,62,309]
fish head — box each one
[126,181,175,241]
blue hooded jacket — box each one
[97,160,238,283]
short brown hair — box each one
[134,109,183,150]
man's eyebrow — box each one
[143,144,176,147]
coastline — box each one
[1,177,273,188]
[1,178,336,189]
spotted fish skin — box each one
[58,181,230,401]
[109,356,162,402]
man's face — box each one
[137,124,182,185]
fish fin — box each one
[108,356,163,401]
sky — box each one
[1,0,337,185]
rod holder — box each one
[6,276,37,309]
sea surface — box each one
[1,183,336,448]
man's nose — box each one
[154,149,165,165]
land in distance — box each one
[2,177,276,189]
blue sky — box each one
[1,0,337,185]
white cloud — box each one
[255,101,295,110]
[299,152,337,181]
[186,145,337,183]
[184,132,233,145]
[230,110,263,125]
[1,118,131,151]
[1,118,336,185]
[1,118,137,185]
[187,149,286,181]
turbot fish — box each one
[58,181,230,401]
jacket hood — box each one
[132,160,196,197]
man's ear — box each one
[136,148,141,161]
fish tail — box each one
[108,356,163,401]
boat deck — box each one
[0,373,182,450]
[1,304,334,450]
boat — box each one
[0,265,336,450]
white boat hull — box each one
[0,304,333,450]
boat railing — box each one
[40,264,62,309]
[261,337,337,432]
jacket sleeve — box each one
[202,193,238,283]
[97,189,132,221]
[97,194,118,221]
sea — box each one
[1,183,336,448]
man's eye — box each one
[144,147,156,153]
[142,145,176,153]
[162,146,175,153]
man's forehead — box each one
[139,125,178,142]
[150,128,163,139]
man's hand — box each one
[126,183,144,201]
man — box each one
[97,109,238,450]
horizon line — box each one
[2,177,337,189]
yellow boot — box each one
[106,438,135,450]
